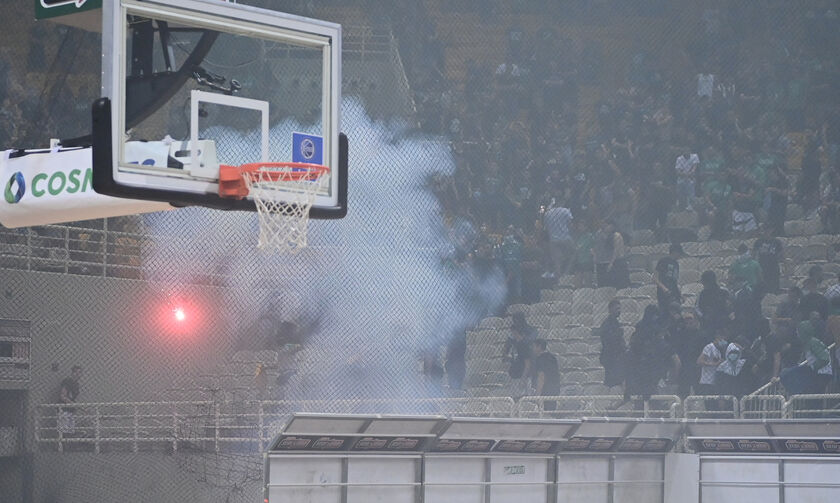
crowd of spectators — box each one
[594,244,840,407]
[392,2,840,310]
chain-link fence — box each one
[2,1,840,502]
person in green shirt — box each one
[703,174,733,240]
[796,316,832,389]
[729,244,763,291]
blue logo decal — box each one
[5,172,25,204]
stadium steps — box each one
[465,227,840,399]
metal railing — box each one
[785,393,840,418]
[0,223,146,280]
[35,397,516,453]
[0,223,237,286]
[739,394,787,419]
[33,393,840,454]
[684,395,740,419]
[516,394,681,419]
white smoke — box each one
[141,97,506,402]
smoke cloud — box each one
[141,97,506,403]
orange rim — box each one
[238,162,329,182]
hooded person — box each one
[715,343,747,397]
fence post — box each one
[133,404,139,453]
[258,401,265,452]
[94,404,101,454]
[26,229,32,271]
[172,403,178,453]
[57,406,63,453]
[214,402,220,453]
[102,218,108,277]
[63,227,68,273]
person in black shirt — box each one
[671,312,706,398]
[654,243,685,316]
[625,305,669,404]
[58,365,82,434]
[696,270,731,338]
[753,228,784,294]
[765,164,789,237]
[800,278,828,321]
[531,339,561,411]
[502,313,535,396]
[597,299,626,392]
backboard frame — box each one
[92,0,347,218]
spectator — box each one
[824,273,840,301]
[780,316,832,394]
[696,270,731,336]
[764,163,789,236]
[715,343,749,397]
[675,151,699,210]
[531,339,561,411]
[797,141,822,214]
[58,365,82,434]
[728,243,763,292]
[753,227,784,294]
[671,311,706,398]
[702,172,733,240]
[654,243,684,316]
[829,296,840,365]
[594,220,630,288]
[697,333,727,395]
[502,313,534,396]
[731,272,763,342]
[820,170,840,234]
[625,305,667,404]
[697,72,715,98]
[597,299,626,392]
[800,277,829,320]
[751,324,785,387]
[498,226,523,304]
[542,198,575,279]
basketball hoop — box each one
[219,162,330,253]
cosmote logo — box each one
[5,172,25,204]
[4,168,94,204]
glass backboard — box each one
[92,0,346,217]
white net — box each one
[242,164,330,253]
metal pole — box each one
[133,404,139,453]
[172,403,178,453]
[63,226,69,273]
[258,402,264,452]
[94,404,101,454]
[215,402,220,453]
[103,219,108,277]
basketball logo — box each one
[300,138,316,161]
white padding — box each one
[0,147,170,228]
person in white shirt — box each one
[697,333,727,394]
[542,199,575,278]
[675,152,700,210]
[824,273,840,301]
[697,73,714,98]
